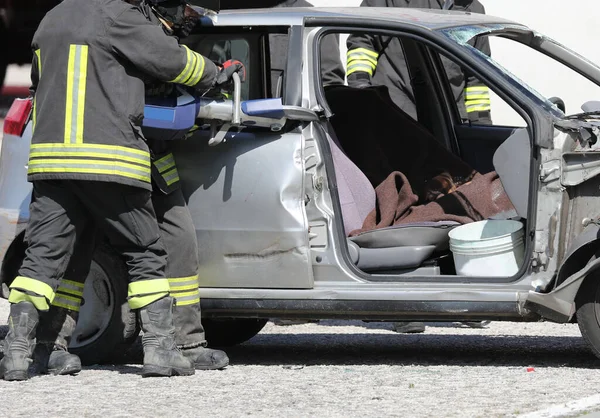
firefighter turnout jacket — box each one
[346,0,492,123]
[29,0,218,191]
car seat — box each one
[326,124,458,274]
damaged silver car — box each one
[2,7,600,364]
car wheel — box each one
[69,244,139,365]
[576,271,600,359]
[202,318,268,347]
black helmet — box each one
[147,0,219,12]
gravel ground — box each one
[1,65,599,417]
[1,299,600,418]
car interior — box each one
[319,32,532,278]
[182,27,533,279]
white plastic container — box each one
[448,220,525,277]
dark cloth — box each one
[29,0,218,190]
[18,180,167,294]
[221,0,345,93]
[346,0,491,123]
[350,171,515,235]
[326,85,475,196]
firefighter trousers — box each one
[48,185,206,348]
[9,180,169,311]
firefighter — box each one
[31,0,234,376]
[346,0,492,124]
[0,0,242,381]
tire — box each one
[202,318,268,347]
[69,244,140,365]
[576,271,600,359]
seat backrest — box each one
[492,128,531,219]
[325,122,376,235]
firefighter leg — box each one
[76,181,193,377]
[153,187,229,370]
[33,229,96,375]
[2,180,89,381]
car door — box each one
[174,29,314,289]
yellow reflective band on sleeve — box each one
[64,44,89,144]
[153,153,176,173]
[33,49,41,132]
[465,86,490,94]
[466,105,492,113]
[163,168,179,186]
[8,289,50,311]
[10,276,55,302]
[346,48,379,77]
[170,46,207,87]
[128,279,170,297]
[347,47,379,60]
[128,292,169,309]
[170,45,194,84]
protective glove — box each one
[214,59,247,90]
[347,71,372,89]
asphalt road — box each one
[1,299,600,418]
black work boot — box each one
[34,306,82,376]
[0,302,39,381]
[139,296,194,377]
[182,346,229,370]
[172,303,229,370]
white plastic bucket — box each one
[448,220,525,277]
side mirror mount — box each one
[549,96,566,114]
[581,101,600,113]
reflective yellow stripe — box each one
[465,99,491,106]
[466,105,491,113]
[56,279,85,297]
[347,63,374,77]
[465,94,490,100]
[64,45,89,144]
[128,293,169,309]
[76,45,89,144]
[347,47,379,59]
[33,49,41,132]
[28,166,151,183]
[465,86,490,94]
[8,289,50,311]
[170,46,194,84]
[10,276,55,302]
[171,289,199,298]
[153,153,176,173]
[31,143,150,157]
[30,151,150,166]
[30,158,150,172]
[189,54,206,86]
[174,297,200,306]
[347,53,378,68]
[51,292,82,312]
[167,275,199,283]
[64,45,76,143]
[51,299,81,312]
[163,168,179,186]
[170,284,198,292]
[128,279,170,297]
